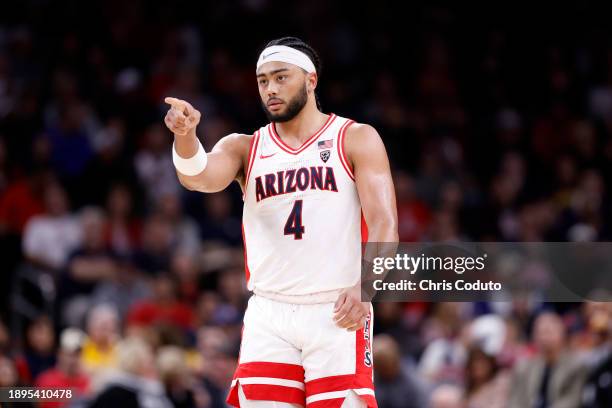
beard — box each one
[261,83,308,123]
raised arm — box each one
[164,97,252,192]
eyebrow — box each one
[256,68,290,78]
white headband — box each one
[256,45,316,74]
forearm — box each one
[360,218,399,300]
[173,132,247,193]
[365,216,398,244]
[174,128,200,159]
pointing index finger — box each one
[164,97,188,115]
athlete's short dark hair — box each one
[263,37,322,110]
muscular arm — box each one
[174,131,252,192]
[333,123,398,331]
[345,123,398,244]
[165,97,251,192]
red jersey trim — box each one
[337,120,355,180]
[244,131,260,189]
[241,224,250,284]
[361,212,369,243]
[269,113,337,155]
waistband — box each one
[252,288,343,304]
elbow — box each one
[177,174,223,193]
[178,177,197,191]
[177,173,208,192]
[179,178,199,192]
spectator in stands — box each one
[42,100,95,188]
[580,297,612,408]
[171,250,202,306]
[419,303,471,384]
[373,334,428,408]
[81,304,119,376]
[103,183,142,257]
[196,326,238,407]
[14,315,56,383]
[198,191,242,246]
[90,255,152,318]
[0,168,50,237]
[89,336,172,408]
[59,207,118,326]
[158,345,209,408]
[0,355,19,387]
[127,274,194,334]
[463,346,510,408]
[22,181,81,273]
[394,171,432,242]
[36,328,90,408]
[507,312,588,408]
[133,214,175,276]
[134,123,180,205]
[157,192,201,255]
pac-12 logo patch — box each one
[364,314,372,367]
[320,150,330,163]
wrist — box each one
[172,138,208,176]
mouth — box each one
[267,99,284,110]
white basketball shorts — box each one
[226,294,376,408]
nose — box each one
[265,81,279,96]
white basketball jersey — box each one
[242,113,366,296]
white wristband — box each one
[172,139,208,176]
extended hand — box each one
[333,283,371,332]
[164,97,201,136]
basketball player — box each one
[164,37,398,408]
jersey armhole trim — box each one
[244,130,260,189]
[337,119,356,181]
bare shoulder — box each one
[345,122,381,140]
[344,122,386,158]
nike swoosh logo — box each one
[260,153,277,159]
[262,51,280,59]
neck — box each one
[274,102,327,144]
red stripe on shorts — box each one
[306,394,377,408]
[305,374,372,396]
[242,384,305,405]
[235,361,305,381]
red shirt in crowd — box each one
[35,368,89,408]
[127,301,194,330]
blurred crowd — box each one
[0,1,611,407]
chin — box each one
[266,109,292,123]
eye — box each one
[258,79,267,86]
[277,75,286,81]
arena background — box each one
[0,1,611,407]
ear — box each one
[307,72,318,92]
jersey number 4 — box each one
[284,200,305,239]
